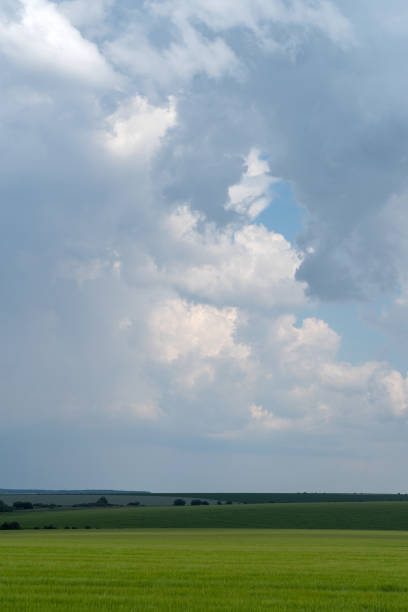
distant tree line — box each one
[173,498,214,506]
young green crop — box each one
[1,529,408,611]
[3,501,408,530]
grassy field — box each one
[162,492,408,503]
[3,501,408,530]
[1,529,408,610]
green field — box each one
[161,492,408,503]
[1,529,408,610]
[3,501,408,531]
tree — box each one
[13,501,33,510]
[0,521,21,530]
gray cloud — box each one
[1,0,408,490]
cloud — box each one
[0,0,117,86]
[102,95,177,159]
[225,148,279,219]
[2,0,408,490]
[159,203,306,309]
[150,0,354,49]
[105,16,240,87]
[59,0,114,29]
[380,371,408,417]
[148,297,249,367]
[105,0,353,91]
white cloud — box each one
[272,315,340,373]
[225,148,279,219]
[149,298,249,364]
[380,371,408,417]
[0,0,117,86]
[319,362,379,392]
[102,95,177,159]
[249,403,291,430]
[162,204,306,309]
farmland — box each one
[3,501,408,530]
[1,529,408,611]
[0,493,216,507]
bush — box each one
[0,521,21,530]
[190,499,203,506]
[13,501,34,510]
[173,498,186,506]
[127,502,140,507]
[43,524,56,529]
[0,500,13,512]
[73,496,112,509]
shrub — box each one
[43,524,56,529]
[0,500,13,512]
[127,502,140,506]
[0,521,21,530]
[173,498,186,506]
[190,499,203,506]
[13,501,33,510]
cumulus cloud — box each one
[0,0,117,86]
[159,203,306,309]
[149,298,249,363]
[2,0,408,490]
[102,95,177,159]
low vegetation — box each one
[1,529,408,610]
[1,501,408,530]
[0,521,21,530]
[163,492,408,504]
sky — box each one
[1,0,408,492]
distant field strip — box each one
[1,529,408,611]
[159,492,408,503]
[0,493,214,507]
[3,501,408,530]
